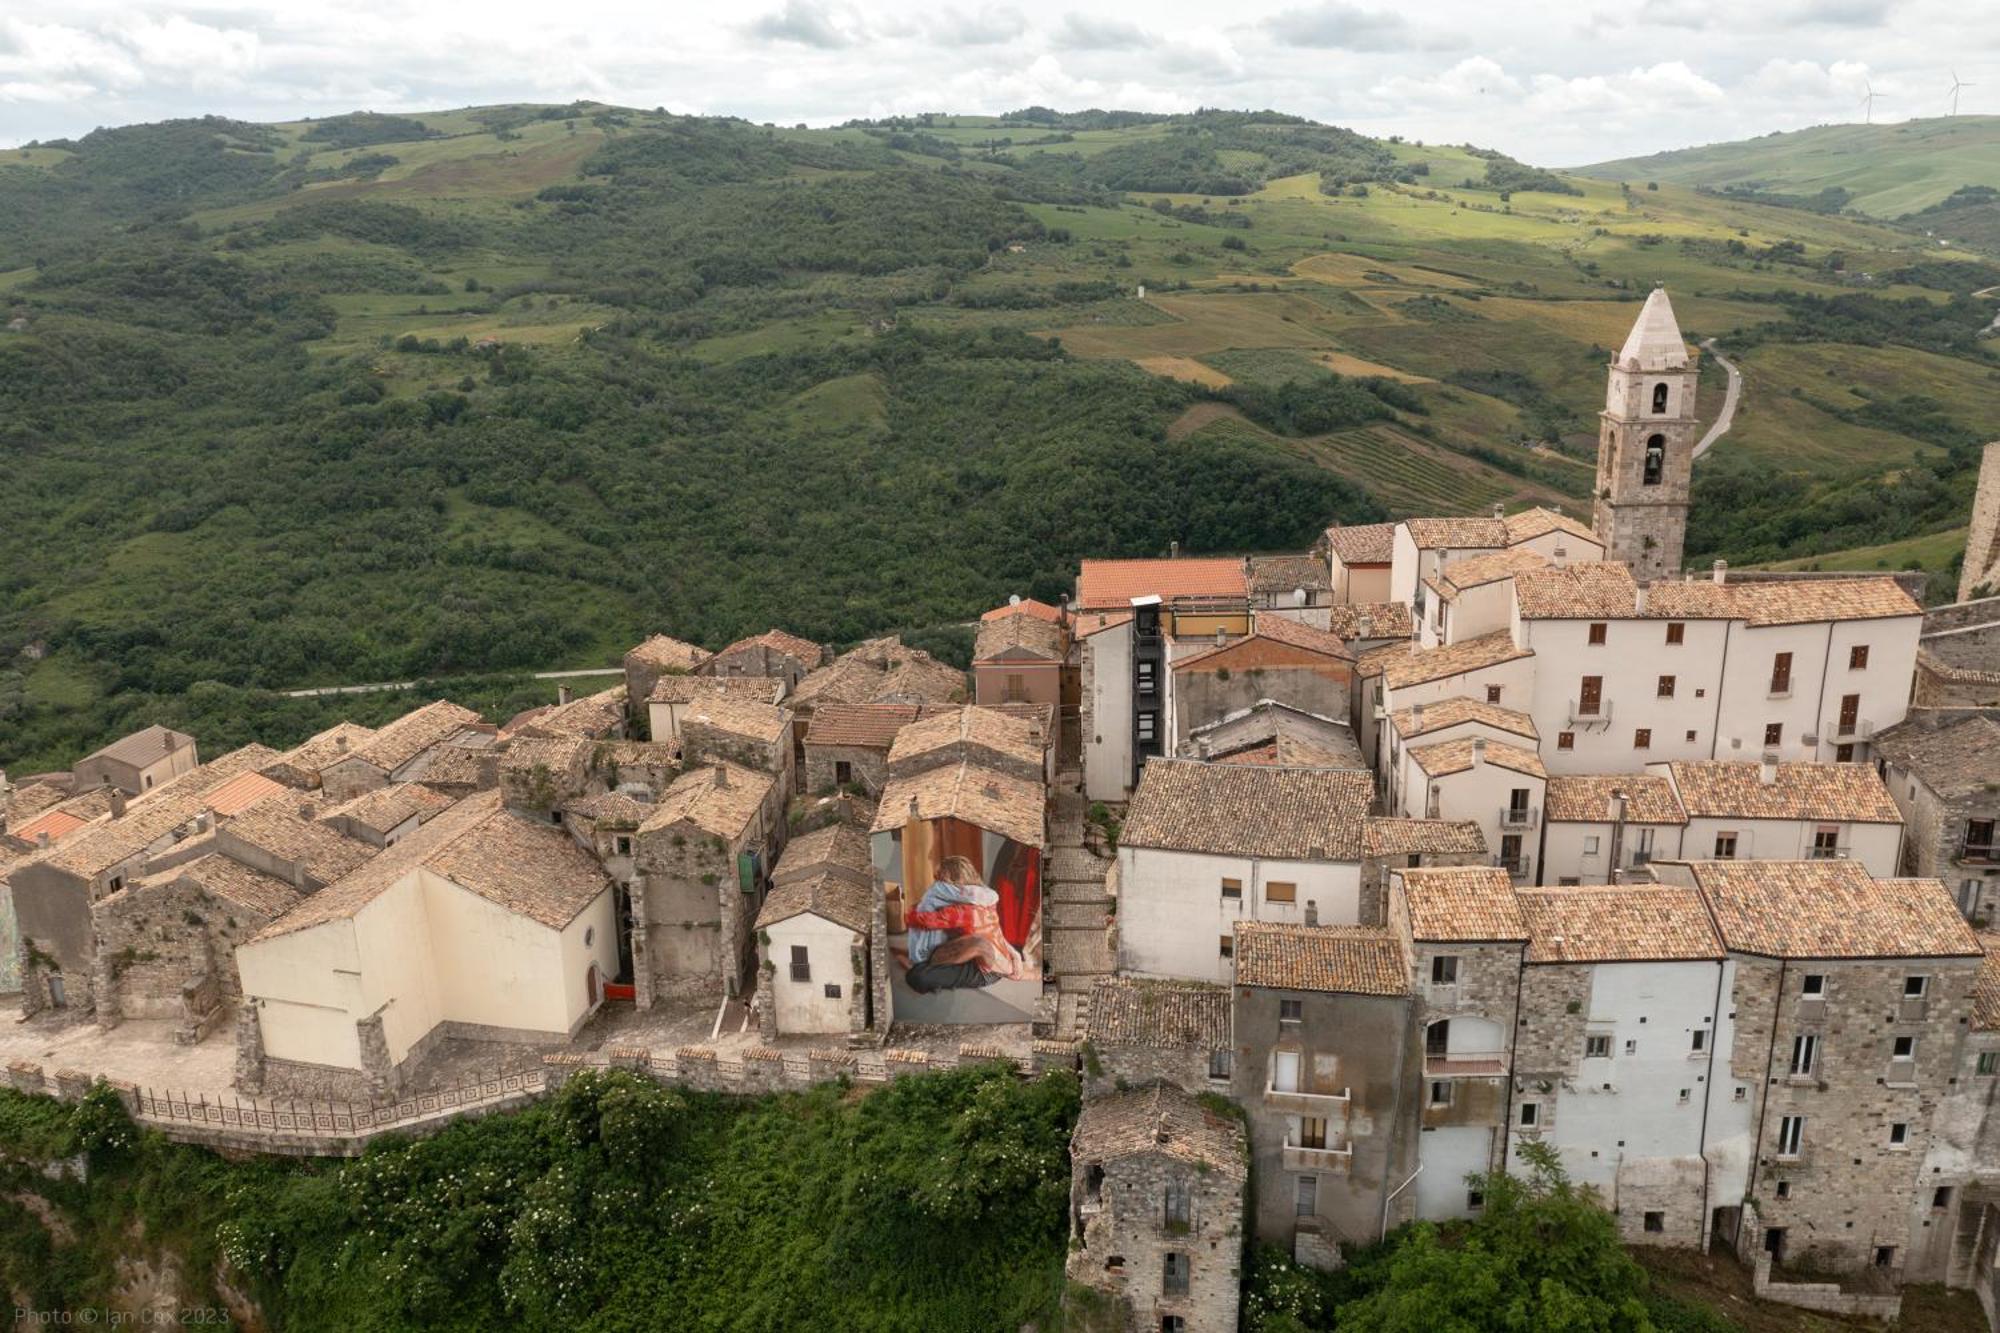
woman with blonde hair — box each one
[902,855,1027,992]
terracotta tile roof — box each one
[805,702,923,750]
[626,634,710,672]
[973,611,1066,662]
[755,871,873,934]
[1363,817,1487,858]
[682,694,792,746]
[1664,761,1903,824]
[497,735,591,779]
[716,628,824,668]
[790,637,965,710]
[1248,554,1331,595]
[1399,866,1529,942]
[639,763,775,842]
[1875,716,2000,802]
[774,820,875,884]
[1172,614,1353,669]
[1071,1083,1245,1175]
[1235,921,1411,995]
[1403,516,1506,550]
[1517,885,1722,963]
[322,782,455,836]
[251,791,500,939]
[1122,759,1369,861]
[423,804,611,929]
[1075,557,1248,610]
[1327,602,1413,641]
[1408,737,1546,780]
[1502,507,1600,548]
[1356,640,1416,680]
[872,761,1045,848]
[1686,860,1981,958]
[9,807,91,846]
[1645,576,1922,626]
[981,598,1063,623]
[648,674,783,707]
[82,724,195,770]
[519,686,626,739]
[152,852,303,919]
[222,798,378,883]
[40,746,283,879]
[1513,563,1642,620]
[202,770,286,818]
[887,705,1043,771]
[1084,977,1231,1047]
[1390,697,1537,743]
[1544,774,1686,825]
[562,790,653,828]
[348,700,481,774]
[414,746,490,790]
[1973,934,2000,1031]
[1381,631,1531,689]
[265,722,377,784]
[1073,610,1134,639]
[1428,548,1549,599]
[1324,522,1396,565]
[1210,732,1361,769]
[4,781,71,828]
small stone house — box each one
[801,703,922,795]
[72,724,200,796]
[885,705,1046,786]
[631,762,784,1006]
[700,628,824,690]
[1358,817,1486,926]
[623,633,710,718]
[1067,1083,1246,1333]
[512,684,628,741]
[497,736,595,816]
[319,783,457,849]
[754,819,880,1037]
[1082,977,1232,1097]
[646,674,783,747]
[318,700,481,802]
[1876,715,2000,921]
[680,695,795,788]
[259,721,378,790]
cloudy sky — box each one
[0,0,1981,163]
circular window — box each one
[585,927,596,947]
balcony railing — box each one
[1282,1140,1355,1172]
[1568,697,1612,726]
[1424,1049,1507,1078]
[1807,845,1851,861]
[1498,805,1541,831]
[1264,1081,1352,1113]
[1494,853,1533,880]
[1956,840,1999,866]
[1825,717,1874,741]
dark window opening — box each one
[1652,382,1670,413]
[1643,434,1666,485]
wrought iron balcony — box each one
[1498,805,1540,831]
[1568,697,1612,726]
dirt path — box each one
[1694,337,1742,460]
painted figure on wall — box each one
[877,815,1042,1021]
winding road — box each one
[279,666,623,699]
[1693,337,1741,459]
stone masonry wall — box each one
[802,743,888,797]
[1513,964,1594,1079]
[1067,1147,1242,1333]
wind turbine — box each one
[1859,80,1881,124]
[1948,71,1975,116]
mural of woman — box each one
[903,855,1028,993]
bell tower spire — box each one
[1593,287,1699,583]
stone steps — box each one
[1049,900,1114,929]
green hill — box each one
[1574,115,2000,218]
[0,104,1994,768]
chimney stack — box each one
[557,684,574,707]
[109,790,127,819]
[1412,701,1427,729]
[1304,899,1319,927]
[1170,540,1181,560]
[1634,584,1649,615]
[1470,736,1486,768]
[1712,559,1728,586]
[1356,613,1373,640]
[1607,790,1628,883]
[37,830,51,849]
[1552,545,1568,568]
[1492,502,1504,520]
[1214,628,1226,647]
[909,795,921,821]
[1759,751,1779,786]
[713,766,729,789]
[335,733,348,752]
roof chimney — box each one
[1712,559,1728,586]
[1759,752,1778,786]
[335,733,348,752]
[557,684,573,706]
[1552,545,1568,568]
[909,794,921,821]
[1170,540,1181,559]
[1356,613,1373,640]
[1214,628,1226,647]
[1412,701,1427,728]
[713,766,729,789]
[1634,584,1649,615]
[1492,502,1504,520]
[109,790,127,819]
[1304,899,1319,927]
[1470,736,1486,768]
[37,831,51,849]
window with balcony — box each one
[790,946,811,983]
[1163,1252,1189,1296]
[1665,621,1685,645]
[1770,652,1792,695]
[1850,644,1869,670]
[1837,693,1860,735]
[1714,832,1738,858]
[1777,1115,1805,1158]
[1298,1115,1328,1150]
[1431,955,1459,986]
[1789,1034,1817,1077]
[1578,676,1603,716]
[1658,675,1676,698]
[1588,622,1608,645]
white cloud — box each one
[1263,2,1452,51]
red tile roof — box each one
[982,598,1063,623]
[1075,557,1248,610]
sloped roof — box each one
[1174,613,1353,669]
[1428,547,1548,599]
[267,722,377,781]
[1122,759,1369,861]
[561,790,653,828]
[203,770,286,818]
[887,705,1043,771]
[346,700,481,773]
[1544,774,1687,825]
[1403,516,1507,551]
[1075,557,1248,610]
[1327,602,1413,641]
[1085,977,1231,1048]
[682,694,792,746]
[1973,934,2000,1031]
[1874,716,2000,801]
[1513,563,1643,620]
[1363,817,1487,858]
[40,746,283,879]
[1645,576,1921,626]
[755,871,873,934]
[872,761,1045,848]
[8,807,91,846]
[1235,922,1410,995]
[716,628,824,668]
[981,598,1063,623]
[625,634,709,672]
[774,819,874,884]
[1618,287,1689,370]
[1502,507,1600,549]
[1381,631,1531,689]
[1686,860,1980,959]
[1399,866,1529,943]
[423,804,611,929]
[152,852,304,920]
[82,724,195,771]
[1664,761,1903,824]
[805,702,923,750]
[1071,1083,1245,1175]
[1517,885,1722,963]
[790,637,965,710]
[1247,553,1331,596]
[1323,522,1396,565]
[222,798,378,883]
[639,763,775,841]
[1408,737,1546,780]
[648,674,784,706]
[1390,697,1537,743]
[520,685,626,739]
[322,782,456,836]
[973,611,1066,662]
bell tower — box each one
[1593,287,1699,583]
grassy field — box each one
[1760,525,1970,575]
[1577,115,2000,218]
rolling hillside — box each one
[1575,115,2000,217]
[0,104,1994,768]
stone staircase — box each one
[1044,769,1116,1026]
